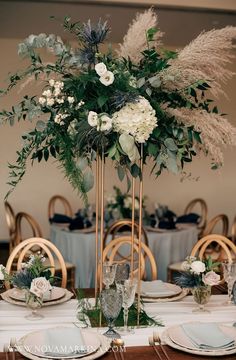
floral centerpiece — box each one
[177,256,220,312]
[106,186,148,221]
[0,9,236,203]
[0,254,53,319]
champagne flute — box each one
[116,278,137,334]
[222,261,236,304]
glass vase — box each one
[25,291,44,320]
[191,285,211,313]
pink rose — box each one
[203,271,221,286]
[30,277,52,298]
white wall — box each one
[0,38,236,240]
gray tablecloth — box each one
[50,225,198,288]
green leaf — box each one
[117,166,125,182]
[126,175,131,193]
[78,157,88,171]
[83,169,94,192]
[131,164,141,178]
[146,27,158,42]
[148,75,161,88]
[193,131,202,144]
[97,95,108,108]
[108,144,117,158]
[164,138,178,152]
[146,87,152,97]
[137,77,145,88]
[148,142,158,157]
[44,148,49,161]
[36,120,46,131]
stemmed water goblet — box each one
[102,262,117,289]
[222,261,236,304]
[116,278,137,334]
[115,263,130,282]
[100,288,123,338]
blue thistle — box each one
[79,46,96,65]
[80,19,109,46]
[12,269,34,289]
[175,272,201,288]
[111,91,139,110]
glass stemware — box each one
[25,291,44,320]
[115,263,130,283]
[222,261,236,304]
[191,285,211,313]
[116,279,137,334]
[100,288,123,338]
[102,262,117,289]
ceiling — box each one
[0,0,235,46]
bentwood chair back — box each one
[231,216,236,244]
[202,214,229,237]
[5,237,67,289]
[184,198,208,236]
[102,236,157,280]
[190,234,236,262]
[4,201,16,252]
[48,195,73,219]
[103,219,149,249]
[14,212,43,248]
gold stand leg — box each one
[137,144,143,326]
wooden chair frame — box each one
[184,198,208,234]
[203,214,229,237]
[14,212,42,248]
[48,195,73,219]
[231,216,236,244]
[102,235,157,280]
[5,237,67,289]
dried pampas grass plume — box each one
[161,26,236,97]
[117,8,163,64]
[165,106,236,165]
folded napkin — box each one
[141,280,176,297]
[176,213,200,224]
[43,328,87,357]
[181,323,235,350]
[49,213,72,224]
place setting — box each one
[139,280,188,303]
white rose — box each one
[99,114,112,132]
[88,111,98,127]
[68,96,75,104]
[191,260,206,274]
[49,79,55,87]
[203,271,221,286]
[95,62,107,76]
[181,261,191,271]
[0,264,6,281]
[38,97,46,106]
[99,71,114,86]
[47,98,55,106]
[30,277,52,298]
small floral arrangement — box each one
[176,256,221,288]
[0,254,53,299]
[0,264,6,288]
[106,186,147,220]
[1,9,236,204]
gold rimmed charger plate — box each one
[9,287,66,302]
[161,324,236,357]
[1,288,73,306]
[141,288,189,303]
[16,328,110,360]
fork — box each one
[153,331,171,360]
[148,336,163,360]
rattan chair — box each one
[102,236,157,280]
[14,212,75,288]
[231,216,236,244]
[103,219,149,248]
[4,201,16,252]
[184,198,208,236]
[48,195,73,219]
[202,214,229,237]
[5,237,67,289]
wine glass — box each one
[116,279,137,334]
[102,262,117,289]
[100,288,123,338]
[222,261,236,304]
[115,263,130,283]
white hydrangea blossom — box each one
[112,96,157,143]
[54,113,68,125]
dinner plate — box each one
[141,288,189,303]
[9,287,66,302]
[1,288,73,306]
[141,282,182,299]
[22,328,101,359]
[161,325,236,357]
[17,328,111,360]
